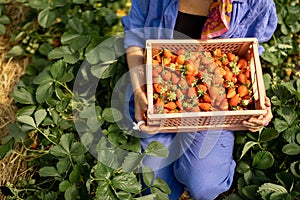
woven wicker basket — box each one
[146,38,267,132]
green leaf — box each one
[102,107,123,123]
[34,109,47,127]
[111,173,141,193]
[152,177,171,194]
[59,180,71,192]
[58,72,74,83]
[0,15,10,24]
[86,45,116,65]
[5,45,25,58]
[1,25,6,35]
[48,46,68,59]
[277,107,297,125]
[73,0,86,4]
[282,143,300,155]
[276,172,294,191]
[236,161,251,174]
[222,193,243,200]
[150,187,168,200]
[17,115,36,128]
[36,82,55,103]
[28,0,48,9]
[69,165,80,183]
[258,183,288,200]
[50,145,68,157]
[122,152,144,172]
[39,166,60,177]
[259,128,279,142]
[70,142,87,157]
[33,70,53,84]
[96,182,117,200]
[56,158,70,175]
[60,133,74,153]
[142,166,154,187]
[145,141,169,158]
[241,185,259,199]
[39,43,53,56]
[297,133,300,144]
[240,141,259,159]
[82,10,94,23]
[12,87,35,104]
[98,149,119,170]
[290,161,300,179]
[0,138,15,160]
[64,185,79,200]
[252,151,274,169]
[50,60,67,80]
[4,123,25,143]
[273,118,289,133]
[38,9,56,28]
[94,162,112,179]
[68,17,83,33]
[69,35,90,51]
[282,126,299,143]
[61,32,81,44]
[270,192,293,200]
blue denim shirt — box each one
[121,0,278,54]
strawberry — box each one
[237,73,247,84]
[155,54,162,63]
[152,64,163,77]
[208,86,220,101]
[223,70,233,81]
[202,93,212,103]
[237,58,248,69]
[226,87,236,98]
[163,48,172,58]
[213,76,224,85]
[176,89,185,100]
[164,101,177,110]
[237,85,249,97]
[178,78,188,90]
[215,67,226,77]
[221,55,229,66]
[229,94,240,107]
[231,76,237,84]
[186,75,197,86]
[187,87,197,98]
[153,83,163,94]
[171,54,177,63]
[162,57,171,66]
[176,100,184,110]
[201,56,214,65]
[185,62,198,77]
[176,54,185,65]
[199,102,212,111]
[155,98,165,113]
[161,70,172,81]
[190,106,201,112]
[219,99,229,111]
[197,83,207,96]
[213,48,222,58]
[171,72,180,84]
[227,52,237,62]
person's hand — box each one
[242,96,273,132]
[133,88,160,134]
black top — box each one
[174,11,207,39]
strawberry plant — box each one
[0,0,171,199]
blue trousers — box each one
[125,85,236,200]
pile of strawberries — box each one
[151,47,254,114]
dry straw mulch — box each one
[0,2,31,199]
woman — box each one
[122,0,277,199]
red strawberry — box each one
[213,48,222,58]
[161,70,172,81]
[185,62,198,77]
[202,93,212,103]
[171,73,180,84]
[226,87,236,99]
[152,64,163,77]
[229,94,240,107]
[190,106,201,112]
[186,75,197,85]
[163,49,172,58]
[208,86,220,101]
[176,100,184,110]
[164,101,177,110]
[178,78,188,90]
[176,48,186,55]
[238,85,249,97]
[176,54,185,65]
[219,99,229,111]
[223,70,233,81]
[227,52,237,62]
[187,87,197,98]
[237,58,248,69]
[237,73,247,84]
[197,84,208,95]
[199,102,212,111]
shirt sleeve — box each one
[121,0,150,49]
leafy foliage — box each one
[0,0,300,199]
